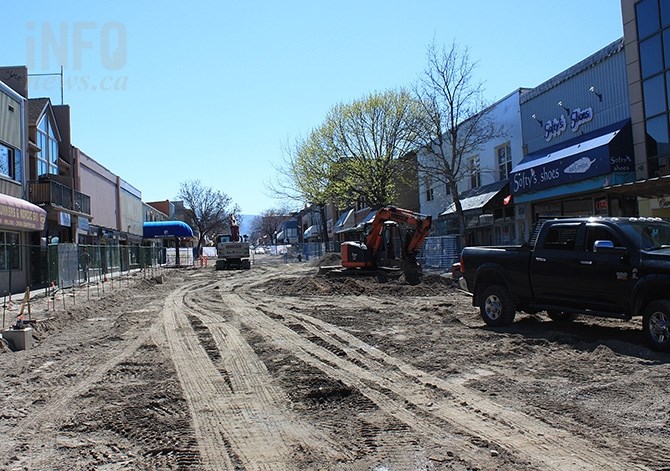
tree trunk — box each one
[448,180,468,248]
[318,206,330,251]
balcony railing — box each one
[29,180,91,216]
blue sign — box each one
[512,145,612,194]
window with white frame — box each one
[36,115,59,177]
[497,143,512,179]
[469,155,480,188]
[0,143,15,180]
[0,231,20,270]
[424,175,434,201]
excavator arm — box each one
[365,206,432,257]
[340,206,432,282]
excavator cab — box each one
[340,206,431,283]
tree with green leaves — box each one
[324,89,427,208]
[415,40,503,246]
[177,180,238,256]
[271,125,336,246]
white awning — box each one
[440,180,508,216]
[334,209,355,234]
[303,225,320,238]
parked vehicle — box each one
[459,217,670,351]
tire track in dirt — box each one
[159,272,349,470]
[0,319,161,464]
[225,273,646,470]
[216,279,505,468]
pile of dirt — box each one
[310,253,342,267]
[261,272,456,297]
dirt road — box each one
[1,258,669,470]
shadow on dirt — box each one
[483,315,670,364]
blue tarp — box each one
[143,221,194,238]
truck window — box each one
[542,225,578,250]
[585,226,624,252]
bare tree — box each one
[415,40,502,246]
[251,208,292,245]
[177,180,237,256]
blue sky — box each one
[5,1,623,215]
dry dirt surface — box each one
[1,257,670,470]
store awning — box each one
[303,225,319,239]
[604,174,670,198]
[334,209,355,234]
[0,193,47,231]
[143,221,194,238]
[510,120,633,195]
[441,180,508,216]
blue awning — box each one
[510,120,633,195]
[143,221,194,238]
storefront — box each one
[439,180,512,245]
[0,193,47,294]
[512,38,638,240]
[510,120,638,224]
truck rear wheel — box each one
[479,285,516,327]
[643,300,670,352]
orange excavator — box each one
[340,206,432,282]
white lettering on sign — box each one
[570,107,593,132]
[544,115,567,142]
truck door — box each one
[576,223,634,311]
[530,222,585,307]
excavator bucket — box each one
[401,255,422,285]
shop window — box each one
[644,74,666,118]
[468,155,480,189]
[0,143,15,179]
[637,0,660,39]
[646,114,670,158]
[424,175,434,201]
[36,115,59,177]
[663,0,670,28]
[496,143,512,180]
[0,231,20,271]
[640,34,663,79]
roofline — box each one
[520,37,624,104]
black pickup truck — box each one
[460,217,670,351]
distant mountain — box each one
[239,214,257,238]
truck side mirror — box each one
[593,240,627,255]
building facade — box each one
[619,0,670,216]
[419,89,526,244]
[511,38,637,241]
[0,79,46,293]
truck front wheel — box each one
[643,300,670,352]
[479,285,516,327]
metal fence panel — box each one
[419,235,462,271]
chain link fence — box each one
[0,243,170,297]
[262,236,461,272]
